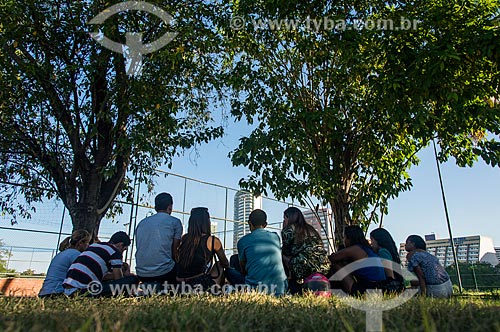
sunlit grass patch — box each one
[0,294,498,332]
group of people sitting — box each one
[39,192,453,298]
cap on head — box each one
[249,209,267,227]
[155,192,173,211]
[109,231,131,246]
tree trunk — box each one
[330,195,352,250]
[69,204,103,242]
[63,166,120,243]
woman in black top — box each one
[177,207,229,289]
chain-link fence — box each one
[0,170,319,274]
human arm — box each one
[172,238,181,262]
[378,248,395,279]
[239,259,247,275]
[111,267,124,280]
[413,265,427,296]
[406,251,426,293]
[328,245,366,264]
[103,261,124,280]
[212,236,230,268]
[237,240,247,275]
[173,219,183,262]
[281,227,294,257]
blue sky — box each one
[2,117,499,273]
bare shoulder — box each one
[207,235,222,250]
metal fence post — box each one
[223,187,228,251]
[55,206,66,253]
[6,246,12,270]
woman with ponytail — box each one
[39,230,91,297]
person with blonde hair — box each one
[39,230,91,297]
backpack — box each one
[303,273,331,297]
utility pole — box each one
[433,139,463,293]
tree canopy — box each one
[226,0,500,245]
[0,0,228,238]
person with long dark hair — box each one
[282,207,330,294]
[370,228,402,278]
[39,230,91,297]
[328,225,386,295]
[370,228,405,292]
[405,234,452,298]
[177,207,229,290]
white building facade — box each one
[232,191,262,252]
[399,235,499,267]
[302,207,335,255]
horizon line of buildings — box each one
[231,191,499,266]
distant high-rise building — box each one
[399,235,499,267]
[210,221,218,236]
[495,247,500,263]
[302,208,334,254]
[233,191,262,252]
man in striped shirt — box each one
[63,231,139,296]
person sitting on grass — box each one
[405,234,452,298]
[328,225,386,296]
[38,230,91,297]
[237,209,287,296]
[370,228,405,293]
[176,207,230,291]
[281,207,330,294]
[63,231,139,297]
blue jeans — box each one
[225,267,245,286]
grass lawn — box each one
[0,293,499,332]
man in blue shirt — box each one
[135,193,183,284]
[237,209,287,295]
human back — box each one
[135,193,183,280]
[39,230,90,297]
[238,209,287,295]
[370,228,403,282]
[281,207,330,283]
[328,225,385,295]
[63,231,138,296]
[405,234,452,298]
[135,211,182,276]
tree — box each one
[0,1,229,238]
[226,0,500,246]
